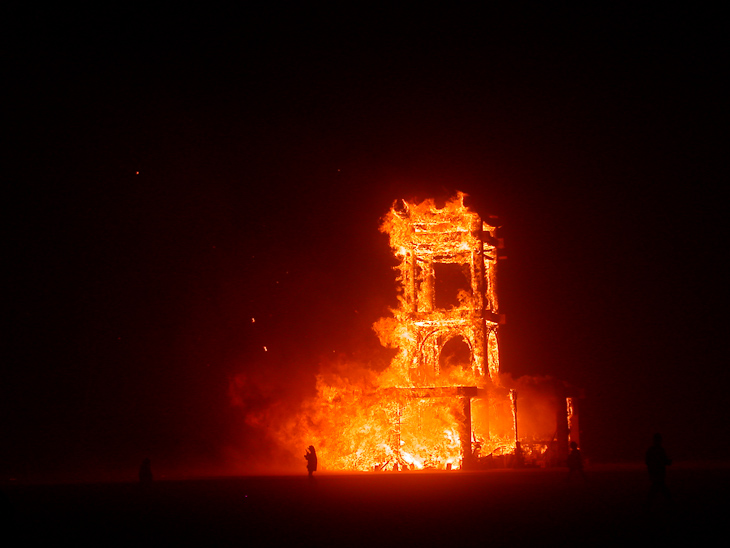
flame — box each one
[242,192,560,471]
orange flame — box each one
[244,193,557,471]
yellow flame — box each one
[268,193,522,471]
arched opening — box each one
[439,335,472,377]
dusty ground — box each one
[4,464,727,546]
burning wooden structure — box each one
[379,192,502,469]
[278,192,580,471]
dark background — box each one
[5,5,726,480]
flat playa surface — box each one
[4,464,727,546]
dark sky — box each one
[5,6,727,479]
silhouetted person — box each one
[646,433,672,506]
[305,446,317,480]
[512,441,525,468]
[565,441,585,482]
[139,457,153,486]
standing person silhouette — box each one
[512,441,525,468]
[305,446,318,480]
[646,433,672,506]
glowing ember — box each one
[245,192,580,471]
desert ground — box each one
[4,463,727,546]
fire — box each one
[237,192,579,471]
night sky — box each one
[5,6,727,480]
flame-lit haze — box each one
[6,10,727,483]
[229,194,578,472]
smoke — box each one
[499,372,575,444]
[225,368,302,473]
[226,351,392,473]
[226,357,583,473]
